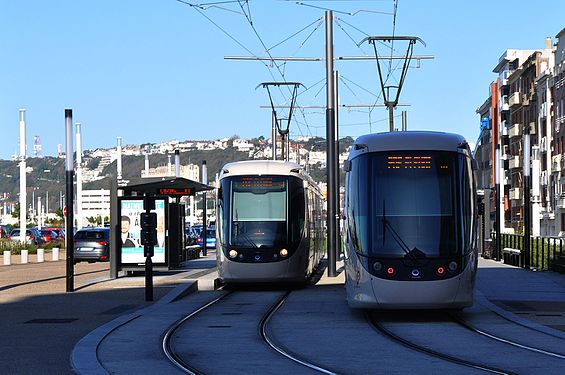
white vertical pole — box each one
[144,153,149,177]
[116,137,123,181]
[76,122,83,229]
[37,196,42,230]
[19,109,27,243]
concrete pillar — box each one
[52,247,60,261]
[3,251,10,266]
[21,250,28,264]
[37,248,45,263]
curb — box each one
[70,280,198,375]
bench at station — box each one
[502,247,522,267]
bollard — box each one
[21,250,29,264]
[3,251,10,266]
[37,248,45,263]
[52,248,60,261]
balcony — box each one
[500,70,511,87]
[540,136,547,153]
[509,92,522,107]
[501,96,510,112]
[510,187,521,200]
[509,155,522,169]
[553,155,562,172]
[508,123,522,138]
[541,171,548,186]
[558,194,565,209]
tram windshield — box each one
[219,175,305,248]
[347,151,471,258]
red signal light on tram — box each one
[436,266,446,276]
[386,267,396,277]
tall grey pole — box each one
[201,160,208,256]
[175,149,181,177]
[388,104,394,132]
[18,109,27,243]
[495,145,501,261]
[65,109,75,292]
[402,111,407,131]
[325,10,337,277]
[272,111,277,160]
[334,70,341,259]
[523,133,531,269]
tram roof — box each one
[220,160,306,179]
[350,131,468,157]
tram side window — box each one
[347,156,369,253]
[460,155,473,252]
[217,187,224,247]
[289,178,305,244]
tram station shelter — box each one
[109,177,213,278]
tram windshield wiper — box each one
[233,209,258,249]
[381,200,418,262]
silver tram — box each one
[343,131,478,309]
[216,160,325,283]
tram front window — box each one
[230,177,288,248]
[348,151,464,258]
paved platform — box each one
[2,253,565,374]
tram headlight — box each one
[229,249,238,258]
[448,261,458,272]
[372,262,383,272]
[279,249,289,257]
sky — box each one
[1,0,564,160]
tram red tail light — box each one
[436,266,446,276]
[386,267,396,277]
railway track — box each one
[367,309,565,375]
[162,288,337,374]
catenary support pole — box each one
[325,10,337,277]
[65,109,75,292]
[495,145,501,261]
[201,160,208,256]
[272,111,277,160]
[524,133,531,269]
[334,70,341,259]
[402,111,407,131]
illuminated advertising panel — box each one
[119,198,166,265]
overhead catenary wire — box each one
[177,0,312,137]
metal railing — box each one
[493,233,565,271]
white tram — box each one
[216,160,325,283]
[343,131,478,309]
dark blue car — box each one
[197,228,216,249]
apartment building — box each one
[476,35,559,236]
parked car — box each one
[0,225,10,238]
[185,226,199,245]
[197,227,216,249]
[45,227,65,241]
[8,228,45,245]
[40,229,60,243]
[73,228,110,263]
